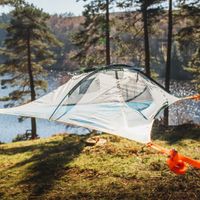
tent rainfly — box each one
[0,64,200,174]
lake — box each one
[0,71,199,143]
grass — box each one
[0,125,200,200]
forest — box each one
[0,0,199,79]
[0,0,199,137]
[0,1,200,200]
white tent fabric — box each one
[0,66,179,143]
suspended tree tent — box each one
[0,64,200,174]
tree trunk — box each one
[27,28,37,139]
[164,0,173,126]
[142,0,151,77]
[105,0,110,65]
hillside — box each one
[0,125,200,200]
[0,12,196,78]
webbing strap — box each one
[182,94,200,101]
[147,143,200,175]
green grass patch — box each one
[0,127,200,200]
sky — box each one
[0,0,87,16]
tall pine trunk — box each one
[105,0,110,65]
[164,0,173,126]
[27,28,37,139]
[142,0,151,77]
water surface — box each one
[0,72,199,143]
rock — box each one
[86,136,107,146]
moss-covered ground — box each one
[0,125,200,200]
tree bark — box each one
[142,0,151,77]
[27,28,37,139]
[105,0,110,65]
[164,0,173,126]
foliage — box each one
[0,0,24,6]
[12,130,35,142]
[0,3,61,107]
[0,127,200,199]
[112,12,145,65]
[0,2,62,139]
[0,0,199,81]
[71,0,165,73]
[70,0,116,68]
[48,14,83,71]
[176,1,200,91]
[0,13,10,44]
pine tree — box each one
[0,0,25,6]
[105,0,110,65]
[164,0,173,126]
[113,0,164,75]
[135,0,165,77]
[70,0,114,69]
[177,0,200,91]
[0,0,24,37]
[111,10,145,64]
[0,3,61,139]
